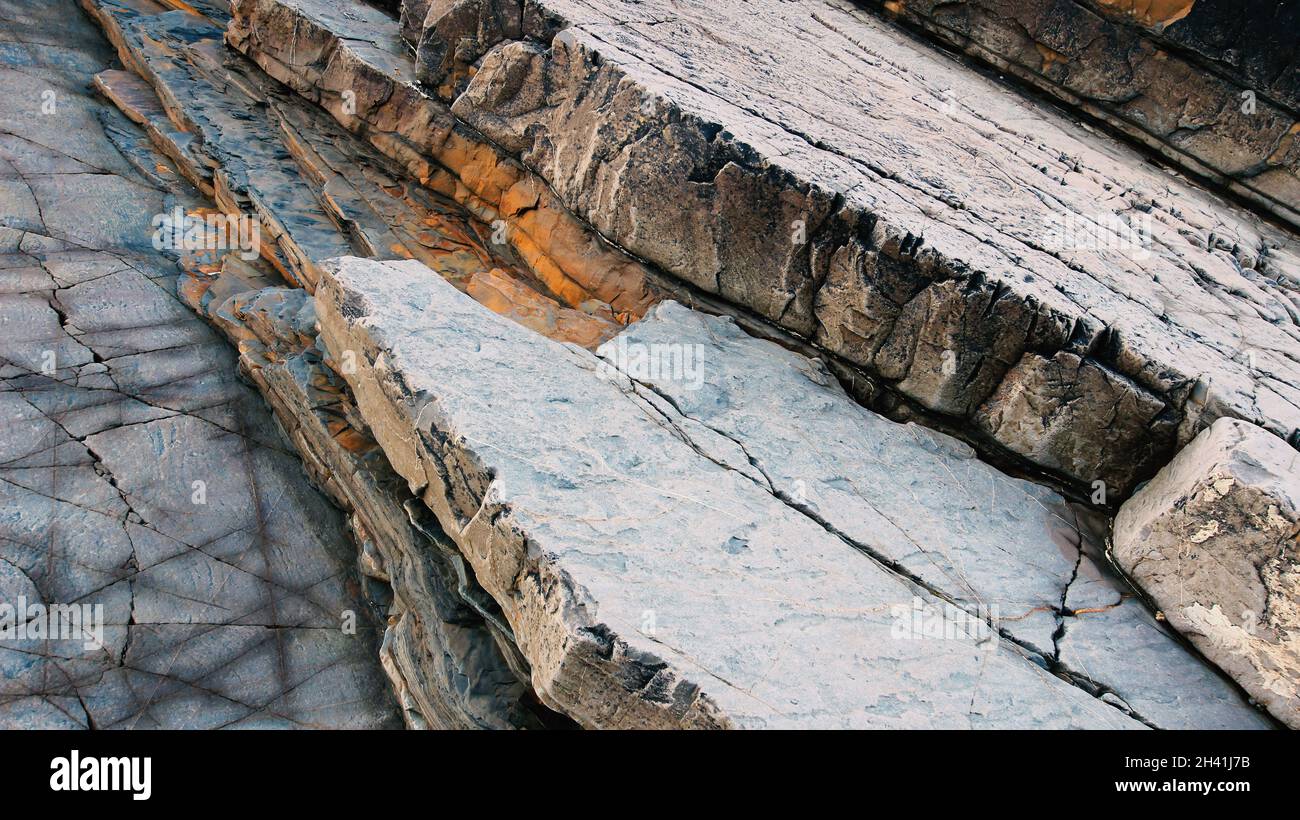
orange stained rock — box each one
[333,426,377,455]
[1094,0,1196,29]
[467,267,624,350]
[1035,42,1069,71]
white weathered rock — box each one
[600,300,1268,728]
[314,255,1146,729]
[1114,417,1300,728]
[228,0,1300,496]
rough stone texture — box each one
[182,276,565,728]
[599,300,1268,728]
[313,255,1159,729]
[1114,417,1300,728]
[225,0,663,331]
[857,0,1300,229]
[400,0,432,48]
[0,0,399,728]
[228,0,1300,500]
[75,0,587,727]
[16,0,1293,731]
[82,0,629,349]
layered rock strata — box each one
[312,254,1270,728]
[858,0,1300,230]
[1114,417,1300,728]
[76,0,589,728]
[184,281,565,728]
[82,0,638,349]
[65,0,1291,728]
[605,299,1269,728]
[229,0,1300,500]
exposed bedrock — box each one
[1114,417,1300,728]
[81,0,638,350]
[856,0,1300,230]
[186,282,565,728]
[67,0,1287,728]
[75,0,583,727]
[227,0,1300,500]
[0,0,400,729]
[311,254,1269,728]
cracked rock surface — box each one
[0,0,399,729]
[317,253,1215,729]
[856,0,1300,230]
[1114,417,1300,728]
[600,300,1268,728]
[5,0,1293,730]
[229,0,1300,498]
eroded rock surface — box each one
[601,300,1268,728]
[314,255,1161,729]
[1114,417,1300,728]
[0,0,398,729]
[859,0,1300,229]
[82,0,632,350]
[229,0,1300,499]
[8,0,1292,730]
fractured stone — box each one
[1114,417,1300,728]
[0,0,400,729]
[228,0,1300,499]
[314,254,1150,729]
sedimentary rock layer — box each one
[61,0,1284,729]
[1114,417,1300,728]
[81,0,630,348]
[857,0,1300,229]
[315,254,1156,729]
[76,0,586,726]
[602,300,1267,728]
[228,0,1300,501]
[183,278,561,728]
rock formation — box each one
[1114,418,1300,728]
[858,0,1300,230]
[0,0,399,728]
[0,0,1296,729]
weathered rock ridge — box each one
[3,0,1293,729]
[227,0,1300,503]
[857,0,1300,230]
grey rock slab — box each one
[597,299,1267,728]
[599,300,1073,656]
[1114,417,1300,728]
[315,254,1142,729]
[0,0,401,729]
